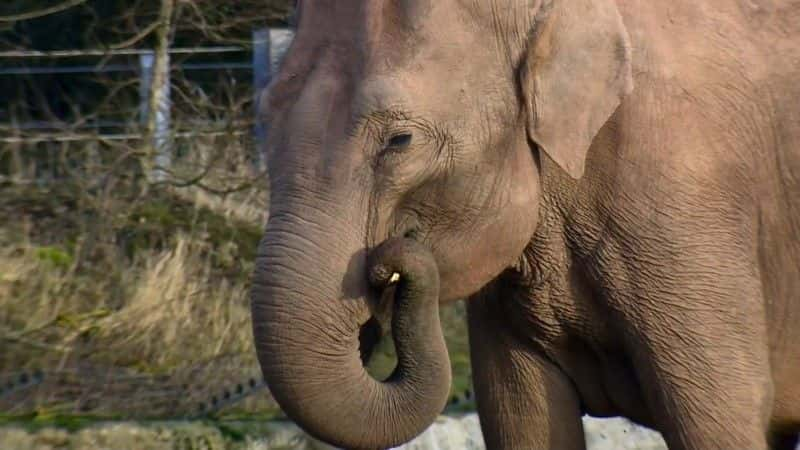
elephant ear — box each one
[522,0,634,179]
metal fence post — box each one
[139,50,171,183]
[252,27,271,171]
[139,52,154,125]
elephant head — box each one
[250,0,633,448]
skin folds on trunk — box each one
[251,235,451,450]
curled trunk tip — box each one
[251,234,451,449]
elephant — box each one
[249,0,800,449]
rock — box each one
[0,426,72,450]
[389,415,484,450]
[583,417,667,450]
[269,29,295,73]
[0,428,35,450]
[383,415,668,450]
[70,423,168,450]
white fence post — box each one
[139,52,154,124]
[252,27,271,171]
[139,50,171,182]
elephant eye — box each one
[384,133,413,152]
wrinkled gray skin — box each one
[250,0,800,449]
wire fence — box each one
[0,366,270,420]
[0,28,294,145]
[0,29,296,198]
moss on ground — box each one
[0,413,121,433]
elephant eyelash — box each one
[365,110,454,165]
[376,134,413,164]
[383,132,413,151]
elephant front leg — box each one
[625,310,774,450]
[615,248,775,450]
[467,294,586,450]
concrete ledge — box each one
[0,414,677,450]
[9,414,797,450]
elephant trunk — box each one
[250,212,451,449]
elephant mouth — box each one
[359,271,400,366]
[358,316,383,366]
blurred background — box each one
[0,0,474,437]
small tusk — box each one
[389,272,401,283]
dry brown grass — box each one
[0,218,256,364]
[0,205,269,417]
[172,186,267,227]
[94,235,255,370]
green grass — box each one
[0,413,123,433]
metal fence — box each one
[0,27,295,181]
